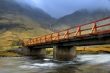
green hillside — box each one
[0,0,53,51]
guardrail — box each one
[23,17,110,46]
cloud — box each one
[16,0,110,18]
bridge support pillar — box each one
[29,48,46,59]
[53,45,76,61]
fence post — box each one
[75,26,81,36]
[45,35,47,43]
[91,22,97,34]
[67,29,70,39]
[58,32,60,40]
[50,34,53,41]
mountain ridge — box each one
[52,9,110,30]
[0,0,56,28]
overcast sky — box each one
[16,0,110,18]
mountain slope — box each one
[0,0,56,28]
[53,9,110,30]
[0,0,53,50]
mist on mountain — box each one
[15,0,110,18]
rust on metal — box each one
[23,17,110,46]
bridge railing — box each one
[23,17,110,46]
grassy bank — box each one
[0,51,21,57]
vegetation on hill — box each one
[0,0,53,53]
[76,45,110,54]
[0,15,52,52]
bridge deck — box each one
[22,17,110,47]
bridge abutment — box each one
[29,48,46,59]
[53,45,76,61]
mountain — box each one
[0,0,56,28]
[53,9,110,30]
[0,0,54,50]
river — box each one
[0,54,110,73]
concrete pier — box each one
[21,47,46,59]
[29,48,46,58]
[21,46,76,60]
[53,45,76,61]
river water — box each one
[0,54,110,73]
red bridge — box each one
[21,17,110,61]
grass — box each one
[0,51,20,57]
[0,14,52,55]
